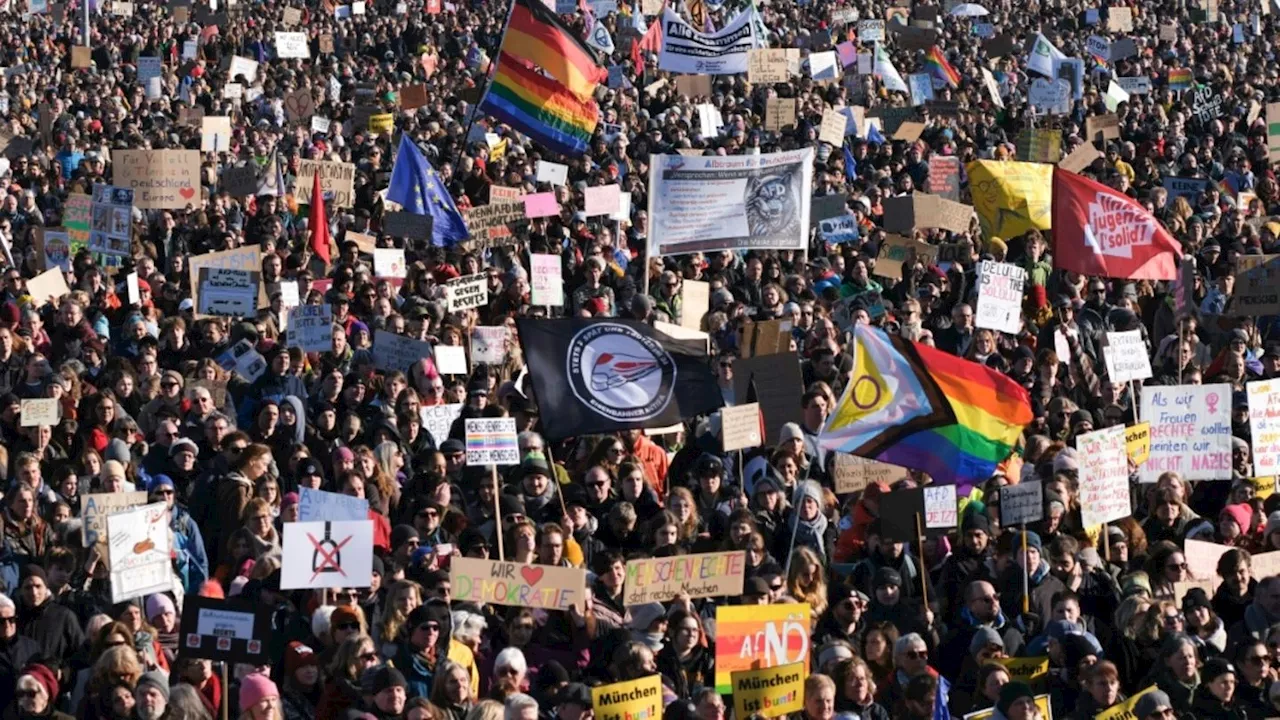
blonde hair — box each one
[787,546,829,616]
[465,700,505,720]
[90,645,143,693]
[379,580,423,644]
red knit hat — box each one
[284,641,320,675]
[21,664,58,701]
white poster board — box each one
[530,253,564,307]
[420,403,463,444]
[1250,379,1280,477]
[1078,425,1132,526]
[1103,330,1153,383]
[275,31,310,58]
[1140,383,1233,482]
[465,417,519,465]
[281,520,374,589]
[297,487,369,522]
[975,261,1026,334]
[446,274,487,312]
[471,326,507,364]
[289,304,333,353]
[107,502,174,602]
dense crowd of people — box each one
[0,0,1275,719]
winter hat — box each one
[329,605,361,631]
[1183,587,1213,613]
[1222,503,1255,533]
[145,594,175,621]
[136,671,170,703]
[969,627,1005,655]
[1134,689,1173,719]
[874,567,902,588]
[391,524,420,549]
[628,603,666,631]
[311,606,336,639]
[362,665,407,696]
[996,681,1035,716]
[778,422,804,444]
[239,673,279,710]
[1061,633,1100,668]
[1202,657,1236,685]
[1265,511,1280,539]
[284,642,320,675]
[795,480,824,509]
[20,664,58,701]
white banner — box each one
[658,7,756,75]
[1140,383,1233,482]
[647,149,813,257]
[108,502,173,603]
[975,261,1025,334]
[1103,330,1153,383]
[1078,426,1131,526]
[281,520,374,590]
[1249,379,1280,476]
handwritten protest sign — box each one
[296,160,356,208]
[1078,425,1131,528]
[1000,480,1043,525]
[420,403,462,444]
[721,403,762,452]
[530,254,563,306]
[715,604,811,693]
[373,329,432,373]
[831,453,911,494]
[1127,422,1151,465]
[298,487,368,522]
[1103,330,1153,383]
[107,502,173,602]
[113,150,201,209]
[731,663,804,719]
[465,417,519,465]
[275,31,309,58]
[1141,383,1233,482]
[1252,550,1280,580]
[1232,255,1280,315]
[624,551,746,605]
[290,304,333,352]
[1250,379,1280,476]
[923,485,958,529]
[20,398,58,427]
[451,557,588,610]
[446,274,487,312]
[81,491,147,547]
[975,261,1026,334]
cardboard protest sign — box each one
[373,329,433,373]
[201,116,232,152]
[874,235,938,280]
[1059,143,1102,174]
[1102,330,1152,383]
[289,304,333,353]
[530,254,563,306]
[26,268,70,307]
[107,502,173,602]
[882,194,973,234]
[819,110,846,147]
[624,551,746,605]
[471,326,508,365]
[731,663,805,719]
[1127,422,1151,465]
[179,596,273,664]
[283,88,316,124]
[112,150,201,209]
[765,97,796,132]
[20,398,58,427]
[81,491,147,547]
[1086,113,1121,144]
[1108,6,1133,31]
[451,557,588,610]
[733,352,803,445]
[1184,539,1232,591]
[281,520,374,590]
[71,46,91,68]
[298,487,368,522]
[593,677,664,720]
[975,261,1026,334]
[747,49,788,83]
[1078,426,1131,527]
[445,274,487,312]
[1249,380,1280,476]
[999,480,1043,526]
[1251,550,1280,580]
[1232,255,1280,315]
[465,417,519,465]
[721,403,762,452]
[714,604,811,693]
[1140,384,1233,482]
[831,453,911,494]
[296,160,356,208]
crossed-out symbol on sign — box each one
[308,525,352,582]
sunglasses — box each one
[336,622,360,631]
[417,623,440,633]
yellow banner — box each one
[592,675,662,720]
[730,662,805,719]
[997,656,1050,691]
[1095,685,1156,720]
[963,694,1051,720]
[1250,476,1276,500]
[368,113,394,134]
[1126,422,1151,465]
[967,160,1053,239]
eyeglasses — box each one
[903,649,927,660]
[336,622,360,631]
[1166,562,1189,571]
[1247,655,1271,665]
[16,690,38,699]
[418,510,438,518]
[1163,613,1184,624]
[417,623,440,633]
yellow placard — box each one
[966,160,1053,239]
[1250,476,1277,500]
[963,694,1052,720]
[592,675,662,720]
[368,113,394,134]
[731,662,805,719]
[1126,422,1151,465]
[997,656,1050,691]
[1095,685,1156,720]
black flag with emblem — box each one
[516,319,725,440]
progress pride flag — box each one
[1052,167,1182,280]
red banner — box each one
[1052,167,1182,280]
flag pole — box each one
[451,0,516,175]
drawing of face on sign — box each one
[745,170,799,238]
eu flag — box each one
[386,134,470,247]
[843,145,858,184]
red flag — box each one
[308,171,331,265]
[632,13,662,69]
[1051,167,1182,280]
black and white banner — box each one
[658,8,756,74]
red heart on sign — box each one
[179,187,195,199]
[520,566,544,586]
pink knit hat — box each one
[238,673,279,711]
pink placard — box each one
[837,41,857,68]
[583,184,621,216]
[523,192,561,219]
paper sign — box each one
[819,109,846,147]
[721,403,762,452]
[681,279,709,329]
[451,557,588,610]
[523,192,560,219]
[1249,380,1280,475]
[536,160,569,186]
[113,149,201,209]
[714,604,811,693]
[624,551,746,605]
[419,404,462,444]
[831,453,911,494]
[1078,426,1131,526]
[1103,330,1153,383]
[81,492,147,548]
[445,274,487,312]
[731,663,805,719]
[593,677,664,720]
[584,184,622,216]
[107,502,173,602]
[1140,383,1233,482]
[465,417,519,465]
[198,267,258,317]
[1059,143,1102,173]
[530,253,563,306]
[471,326,508,364]
[434,345,467,375]
[275,31,310,58]
[201,115,232,153]
[373,329,433,373]
[290,304,333,353]
[923,485,958,529]
[297,487,368,522]
[372,248,407,279]
[975,261,1026,334]
[1000,480,1044,526]
[281,520,374,589]
[26,267,70,307]
[228,55,259,82]
[1108,6,1133,31]
[20,398,58,427]
[1126,422,1151,465]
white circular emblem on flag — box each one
[566,323,677,422]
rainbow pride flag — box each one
[925,45,960,88]
[1169,67,1193,91]
[820,325,1032,485]
[481,52,600,156]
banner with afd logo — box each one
[714,604,811,694]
